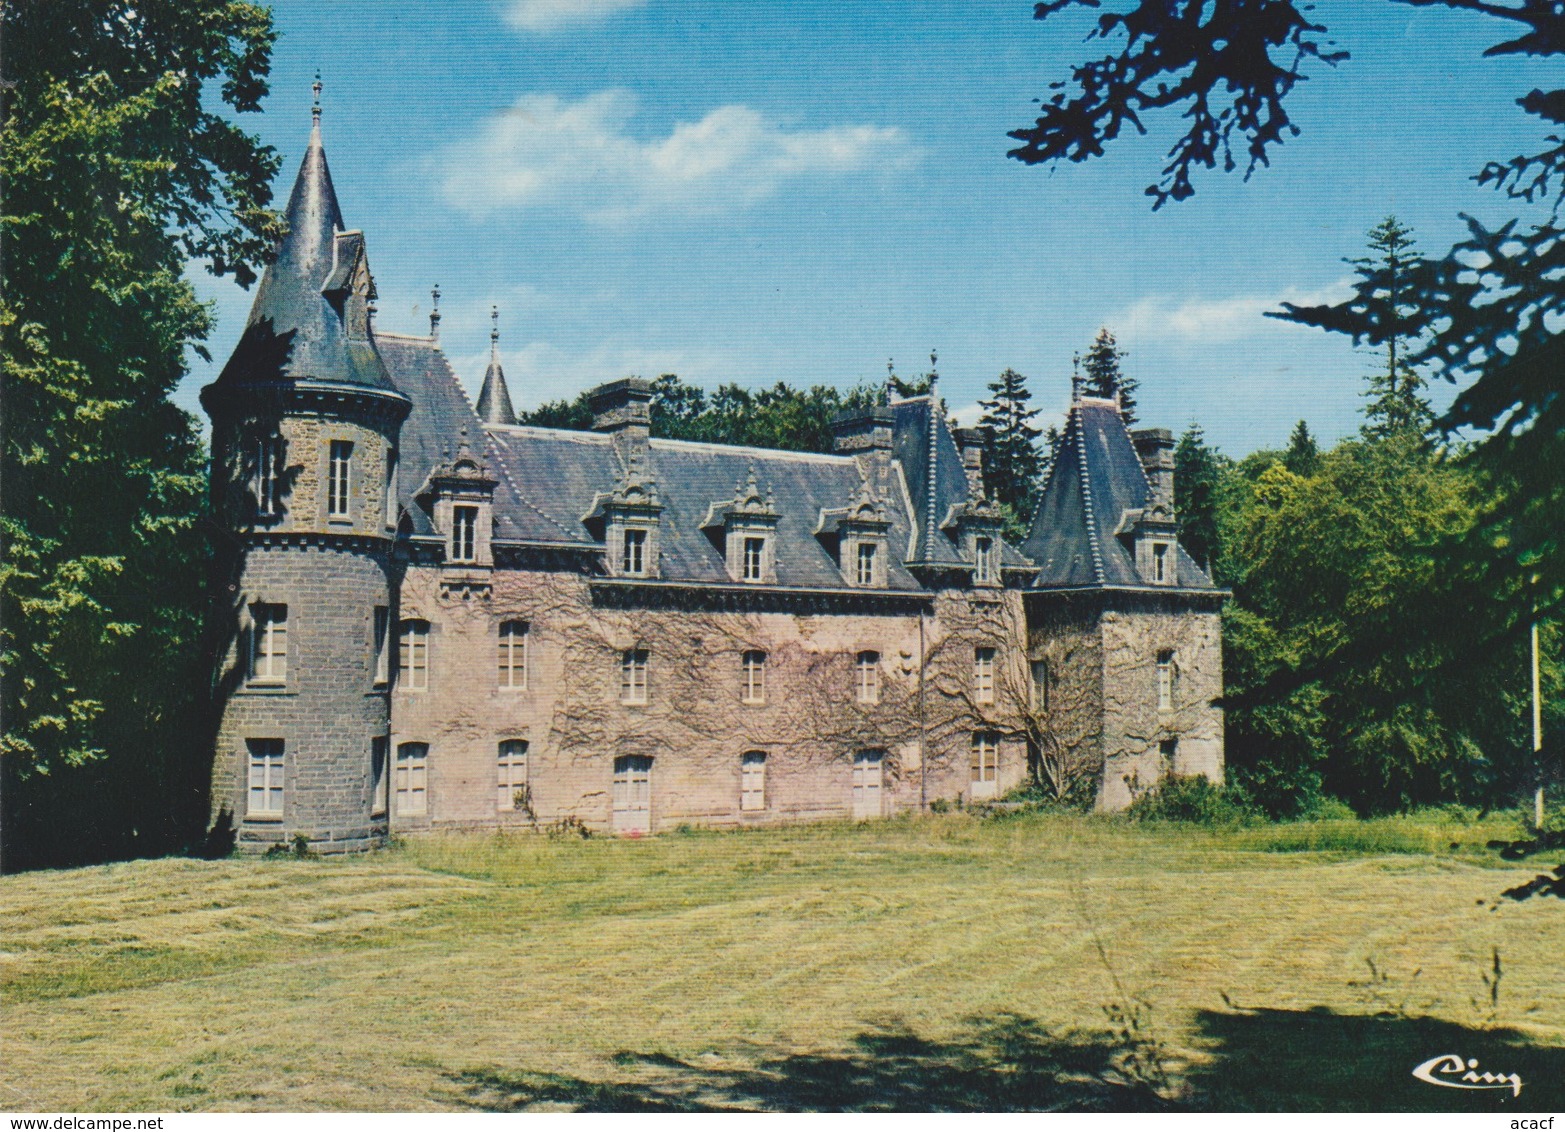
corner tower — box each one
[201,86,410,853]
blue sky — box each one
[182,0,1558,456]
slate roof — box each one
[214,119,396,393]
[1022,400,1215,591]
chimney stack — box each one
[1131,427,1175,513]
[954,426,990,494]
[589,377,654,441]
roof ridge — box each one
[1073,406,1107,585]
[483,424,855,464]
[374,330,438,342]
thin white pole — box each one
[1533,602,1544,832]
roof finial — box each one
[1071,351,1083,403]
[490,304,500,360]
[430,284,441,341]
[928,348,939,401]
[312,73,322,128]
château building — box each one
[202,103,1225,853]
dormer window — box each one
[1152,542,1169,583]
[742,536,766,583]
[974,536,996,585]
[856,543,877,587]
[623,528,648,576]
[328,440,352,518]
[451,505,478,563]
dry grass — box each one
[3,810,1562,1112]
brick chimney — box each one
[954,426,990,495]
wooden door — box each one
[613,755,652,833]
[851,750,883,819]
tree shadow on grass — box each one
[1187,1006,1565,1111]
[446,1013,1174,1112]
[445,1006,1565,1112]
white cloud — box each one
[501,0,644,32]
[437,90,913,223]
[1109,277,1355,346]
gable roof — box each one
[1022,399,1214,591]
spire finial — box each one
[1071,351,1083,403]
[312,73,322,128]
[490,304,500,359]
[928,348,939,399]
[430,284,441,341]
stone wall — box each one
[388,567,1032,833]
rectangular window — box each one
[971,731,999,785]
[251,603,288,683]
[247,739,284,816]
[621,648,649,704]
[1160,737,1179,770]
[399,619,430,691]
[372,606,390,686]
[255,436,281,516]
[497,739,529,812]
[395,742,428,815]
[612,754,653,833]
[451,504,478,563]
[1157,650,1175,712]
[856,650,880,704]
[741,650,766,704]
[370,736,388,817]
[742,536,765,582]
[498,620,528,690]
[974,646,995,704]
[384,448,398,527]
[622,528,647,575]
[851,749,884,819]
[328,440,353,518]
[856,542,877,586]
[974,536,996,584]
[1030,659,1049,713]
[740,751,767,812]
[1153,542,1169,583]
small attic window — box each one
[1152,542,1169,583]
[742,536,766,583]
[974,536,996,584]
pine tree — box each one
[1357,218,1434,439]
[1174,425,1224,576]
[978,368,1043,524]
[1080,327,1138,424]
[1283,420,1320,477]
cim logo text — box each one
[1412,1054,1524,1098]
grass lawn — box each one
[3,810,1562,1112]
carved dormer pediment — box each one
[702,466,779,583]
[1120,504,1180,586]
[322,231,376,341]
[423,437,498,592]
[583,449,664,578]
[817,472,891,588]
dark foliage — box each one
[1080,327,1137,424]
[978,367,1044,538]
[1282,420,1318,477]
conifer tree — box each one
[978,368,1043,523]
[1173,425,1223,576]
[1283,420,1320,477]
[1080,327,1138,424]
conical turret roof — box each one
[474,307,517,425]
[212,105,395,393]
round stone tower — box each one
[202,90,409,853]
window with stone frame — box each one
[247,738,284,816]
[498,620,529,690]
[1030,658,1049,713]
[741,650,766,704]
[250,603,288,683]
[372,606,391,686]
[1152,541,1170,584]
[399,619,430,691]
[740,750,767,811]
[970,731,1000,792]
[856,650,880,704]
[742,535,767,582]
[255,435,282,517]
[622,527,648,576]
[973,646,996,704]
[855,541,878,587]
[1159,737,1179,770]
[451,504,479,563]
[497,740,529,812]
[974,535,997,584]
[395,742,428,815]
[1157,650,1176,712]
[621,648,649,704]
[328,439,353,518]
[384,447,399,527]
